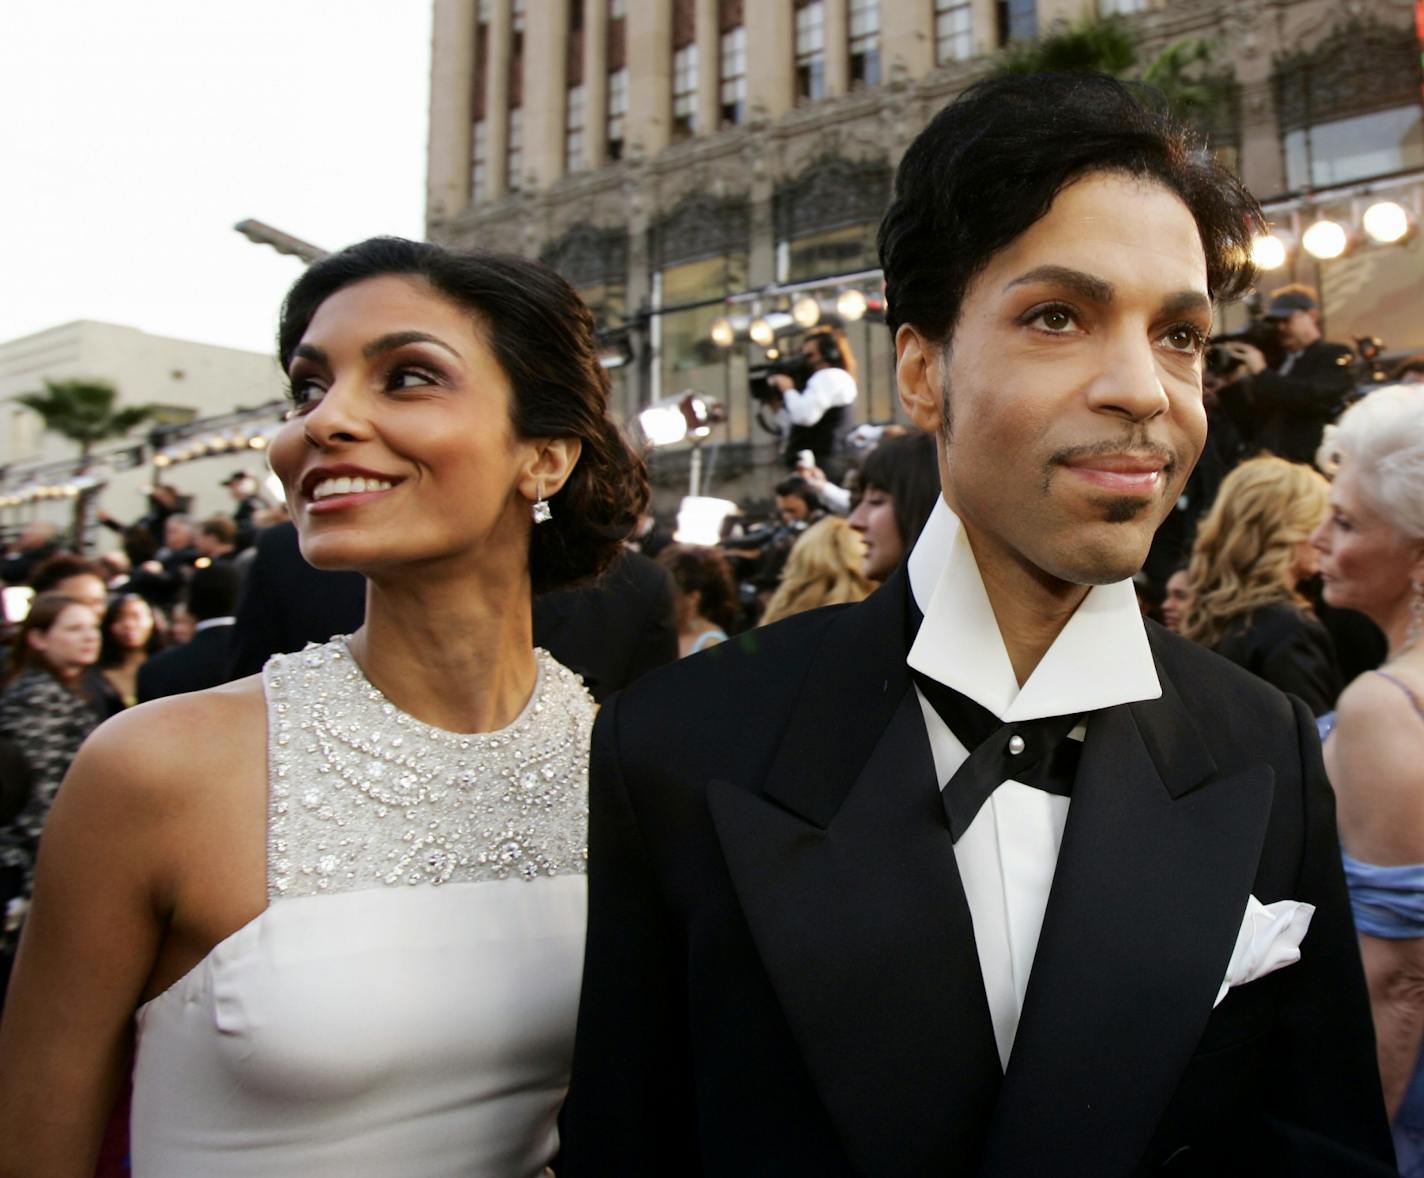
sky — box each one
[1,1,432,357]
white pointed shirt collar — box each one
[906,497,1160,722]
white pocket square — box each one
[1214,895,1315,1008]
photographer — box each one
[767,326,859,469]
[1219,284,1355,464]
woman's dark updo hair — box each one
[277,236,649,593]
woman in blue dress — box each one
[1313,385,1424,1173]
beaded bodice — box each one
[264,638,594,900]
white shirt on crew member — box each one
[906,497,1161,1068]
[781,365,857,427]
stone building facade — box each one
[427,0,1424,503]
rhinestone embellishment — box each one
[265,638,593,899]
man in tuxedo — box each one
[137,563,241,701]
[560,73,1393,1175]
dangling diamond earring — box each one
[532,479,552,525]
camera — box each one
[1205,318,1282,376]
[748,354,812,405]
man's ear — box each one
[519,437,582,504]
[896,324,944,434]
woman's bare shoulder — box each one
[67,675,268,814]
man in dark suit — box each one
[531,547,678,703]
[1223,284,1356,465]
[560,74,1393,1175]
[226,521,366,679]
[137,563,241,701]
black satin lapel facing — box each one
[977,698,1275,1176]
[708,688,1002,1175]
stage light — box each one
[791,295,821,328]
[1250,232,1289,270]
[637,404,688,447]
[675,496,739,546]
[709,317,736,347]
[1363,200,1412,244]
[1301,219,1349,260]
[748,317,775,347]
[836,289,868,321]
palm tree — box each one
[15,379,157,547]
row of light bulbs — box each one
[1251,199,1415,268]
[152,428,276,468]
[0,484,84,508]
[709,288,877,348]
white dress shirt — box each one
[906,498,1161,1067]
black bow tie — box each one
[905,585,1082,842]
[912,672,1083,842]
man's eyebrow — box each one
[1159,290,1213,320]
[362,331,461,360]
[1004,265,1115,304]
[290,343,326,367]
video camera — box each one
[748,354,813,405]
[1205,319,1281,376]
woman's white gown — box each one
[131,639,594,1177]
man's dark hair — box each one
[278,237,649,593]
[185,562,242,623]
[773,475,821,514]
[878,72,1264,344]
[857,431,941,553]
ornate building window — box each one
[848,0,879,88]
[935,0,972,64]
[995,0,1035,46]
[673,44,699,139]
[795,1,826,103]
[607,67,628,161]
[720,26,747,127]
[1097,0,1147,13]
[566,85,585,174]
[471,120,488,202]
[1274,20,1424,192]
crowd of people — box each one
[0,68,1422,1177]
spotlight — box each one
[836,289,868,321]
[765,347,780,360]
[1250,232,1290,271]
[709,317,736,348]
[153,453,172,467]
[674,496,739,546]
[249,435,269,450]
[748,317,774,347]
[791,295,821,328]
[637,404,688,447]
[1301,218,1349,260]
[1363,200,1413,244]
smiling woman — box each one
[0,239,649,1178]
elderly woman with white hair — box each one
[1313,384,1424,1172]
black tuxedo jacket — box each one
[560,568,1393,1176]
[137,624,235,702]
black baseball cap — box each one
[1263,290,1317,320]
[220,470,250,486]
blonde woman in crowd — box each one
[1180,454,1340,715]
[1313,386,1424,1172]
[761,516,872,626]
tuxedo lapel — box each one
[977,667,1275,1175]
[706,570,1002,1174]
